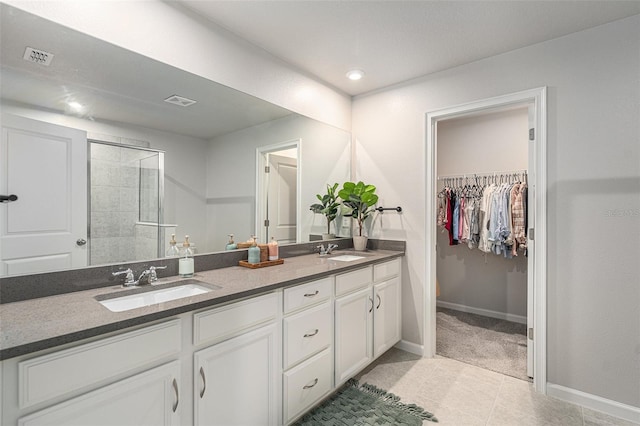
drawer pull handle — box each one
[303,378,319,389]
[303,329,319,338]
[199,366,206,398]
[172,378,179,413]
[369,297,374,313]
[303,290,319,297]
[376,294,382,309]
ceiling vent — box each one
[23,47,54,66]
[164,95,197,107]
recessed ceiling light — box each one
[67,101,84,113]
[346,70,365,81]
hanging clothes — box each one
[437,172,528,258]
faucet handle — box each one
[112,268,136,286]
[316,244,326,255]
[149,265,167,282]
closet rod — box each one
[437,169,527,180]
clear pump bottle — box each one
[166,234,180,257]
[179,235,194,277]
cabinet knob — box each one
[303,290,319,297]
[376,294,382,309]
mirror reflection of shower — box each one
[88,140,170,265]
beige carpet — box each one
[436,307,529,381]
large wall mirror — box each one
[0,4,351,277]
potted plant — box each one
[309,183,340,240]
[338,181,379,250]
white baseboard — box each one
[436,300,527,324]
[547,383,640,424]
[394,340,424,356]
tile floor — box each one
[355,348,637,426]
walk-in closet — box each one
[435,106,532,381]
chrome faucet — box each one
[112,265,167,287]
[317,243,339,256]
[112,268,137,287]
[137,265,167,285]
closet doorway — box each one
[425,87,547,393]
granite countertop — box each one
[0,249,403,360]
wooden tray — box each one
[238,259,284,269]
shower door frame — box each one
[87,140,166,263]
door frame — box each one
[424,87,547,393]
[255,139,301,244]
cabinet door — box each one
[194,323,279,426]
[18,361,181,426]
[334,286,373,386]
[374,277,402,358]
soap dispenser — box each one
[179,235,194,277]
[166,234,180,257]
[225,234,237,251]
[248,235,260,264]
[268,237,279,261]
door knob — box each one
[0,194,18,203]
[76,238,87,246]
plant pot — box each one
[322,233,336,240]
[353,236,368,251]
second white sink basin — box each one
[99,282,212,312]
[330,254,366,262]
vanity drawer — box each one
[335,266,372,296]
[284,348,332,424]
[18,319,181,409]
[193,291,278,346]
[284,277,332,313]
[373,258,400,282]
[283,301,332,369]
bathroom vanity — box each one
[0,249,402,425]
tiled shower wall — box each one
[89,140,160,265]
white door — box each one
[0,114,87,276]
[266,153,297,244]
[334,286,373,386]
[373,277,402,358]
[194,323,279,426]
[18,361,181,426]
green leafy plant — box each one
[338,181,379,237]
[310,183,340,235]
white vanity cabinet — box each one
[334,259,402,386]
[372,260,402,358]
[1,320,183,426]
[282,278,334,424]
[17,361,181,426]
[192,292,280,426]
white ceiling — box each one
[180,1,640,96]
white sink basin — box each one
[330,254,366,262]
[99,283,212,312]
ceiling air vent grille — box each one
[23,47,54,66]
[164,95,197,107]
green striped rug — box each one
[294,379,438,425]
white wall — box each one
[352,15,640,408]
[1,101,209,253]
[4,0,351,131]
[205,114,351,249]
[437,107,528,319]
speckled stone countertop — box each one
[0,249,402,360]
